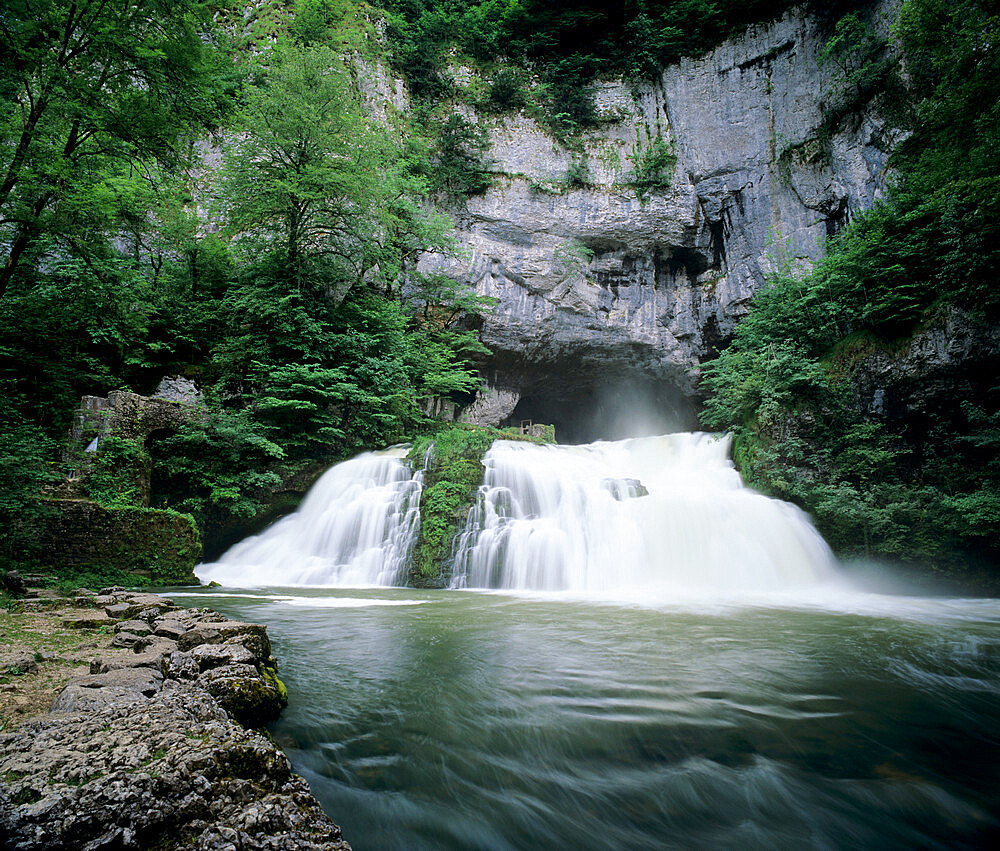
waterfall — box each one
[197,446,423,587]
[451,433,837,594]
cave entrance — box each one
[503,371,697,445]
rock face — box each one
[154,376,205,406]
[423,3,901,436]
[0,589,350,851]
[850,308,1000,424]
[42,389,211,582]
[71,389,206,454]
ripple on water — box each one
[175,587,1000,850]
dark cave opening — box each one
[502,369,698,445]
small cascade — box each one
[452,433,837,594]
[197,446,423,587]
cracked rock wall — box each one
[424,3,900,419]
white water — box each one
[198,432,838,595]
[451,433,838,594]
[196,446,422,587]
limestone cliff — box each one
[419,4,901,437]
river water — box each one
[172,585,1000,849]
[187,433,1000,847]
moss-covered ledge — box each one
[40,499,201,585]
[406,424,553,587]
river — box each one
[170,584,1000,849]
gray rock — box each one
[177,621,271,658]
[153,619,187,640]
[178,626,222,650]
[192,643,256,671]
[62,613,114,630]
[1,571,26,596]
[459,384,521,427]
[104,602,136,619]
[414,2,902,428]
[153,376,204,406]
[114,619,152,637]
[163,651,200,680]
[4,654,38,676]
[199,664,286,728]
[111,631,150,650]
[0,683,348,851]
[850,308,1000,422]
[0,593,340,850]
[50,668,164,712]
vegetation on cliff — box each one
[701,0,1000,573]
[379,1,805,120]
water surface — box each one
[172,586,1000,850]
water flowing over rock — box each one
[452,433,837,595]
[198,447,422,587]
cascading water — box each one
[452,432,837,594]
[197,446,423,587]
[183,434,1000,851]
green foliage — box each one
[378,0,799,131]
[565,156,592,189]
[0,0,233,297]
[430,115,494,198]
[38,501,201,586]
[220,43,390,293]
[85,437,149,509]
[0,405,56,569]
[41,563,156,595]
[701,2,1000,573]
[147,411,284,526]
[481,67,528,113]
[817,11,897,133]
[539,57,599,141]
[553,239,595,277]
[0,0,499,570]
[406,424,553,584]
[406,426,504,584]
[629,136,677,201]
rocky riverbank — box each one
[0,587,350,850]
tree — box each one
[220,44,383,294]
[400,271,495,398]
[817,11,894,129]
[430,114,494,198]
[0,0,229,296]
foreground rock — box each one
[0,588,350,851]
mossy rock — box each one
[406,424,553,586]
[204,665,288,729]
[39,499,201,586]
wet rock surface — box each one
[0,588,350,851]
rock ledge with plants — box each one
[0,585,349,851]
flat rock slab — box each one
[101,594,178,621]
[0,590,349,851]
[114,619,152,636]
[50,667,164,712]
[152,619,187,639]
[177,622,270,657]
[61,613,113,630]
